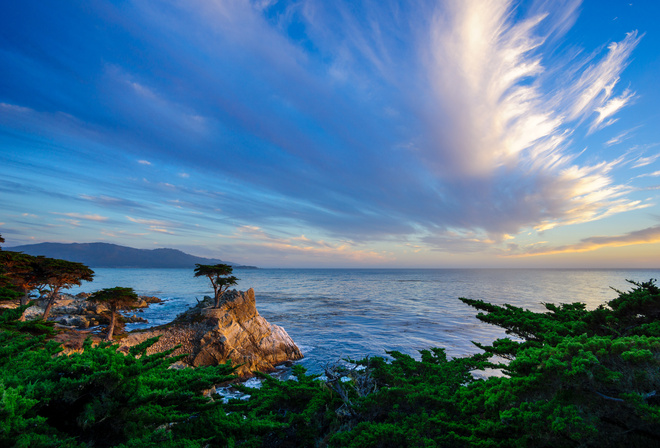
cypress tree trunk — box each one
[106,308,116,341]
[213,282,220,308]
[42,295,56,320]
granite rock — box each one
[119,288,303,377]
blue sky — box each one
[1,0,659,268]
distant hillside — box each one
[6,242,255,269]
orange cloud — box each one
[126,216,170,226]
[52,212,108,222]
[505,225,660,258]
[221,225,392,263]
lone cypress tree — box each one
[194,263,239,308]
[87,286,140,340]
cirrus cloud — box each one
[0,0,655,264]
[504,224,660,257]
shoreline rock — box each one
[119,288,303,377]
[3,288,303,378]
[15,292,161,329]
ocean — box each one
[67,268,660,373]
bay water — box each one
[68,268,660,373]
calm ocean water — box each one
[68,268,660,373]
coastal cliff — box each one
[118,288,303,377]
[5,287,304,378]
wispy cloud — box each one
[126,216,170,226]
[563,30,641,128]
[632,153,660,168]
[504,224,660,257]
[591,89,635,132]
[405,0,643,236]
[605,127,639,146]
[0,102,32,113]
[101,230,148,238]
[220,225,392,263]
[0,0,652,261]
[635,170,660,179]
[52,212,109,222]
[79,194,143,209]
[151,228,175,235]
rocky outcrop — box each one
[119,288,303,377]
[20,293,160,328]
[5,288,303,377]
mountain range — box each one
[5,242,255,269]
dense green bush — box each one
[1,275,659,447]
[234,279,660,447]
[0,315,238,447]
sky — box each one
[1,0,660,268]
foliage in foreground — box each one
[0,314,239,447]
[233,279,660,447]
[1,279,659,447]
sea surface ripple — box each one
[68,268,660,373]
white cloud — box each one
[126,216,170,226]
[632,154,660,169]
[591,88,635,132]
[505,224,660,257]
[605,127,639,146]
[220,225,391,263]
[635,170,660,179]
[52,212,109,222]
[408,0,643,237]
[0,0,647,259]
[0,102,33,113]
[564,31,641,127]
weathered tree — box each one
[0,254,21,303]
[87,286,140,341]
[37,258,94,320]
[194,263,239,308]
[0,251,43,306]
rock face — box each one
[119,288,303,377]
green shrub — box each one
[2,273,660,447]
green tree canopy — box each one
[1,272,659,446]
[87,286,140,341]
[0,251,43,305]
[0,243,21,302]
[193,263,238,308]
[0,308,237,447]
[37,258,94,320]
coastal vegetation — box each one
[0,250,44,306]
[194,264,239,308]
[0,249,94,314]
[87,287,141,341]
[36,258,94,320]
[1,239,658,446]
